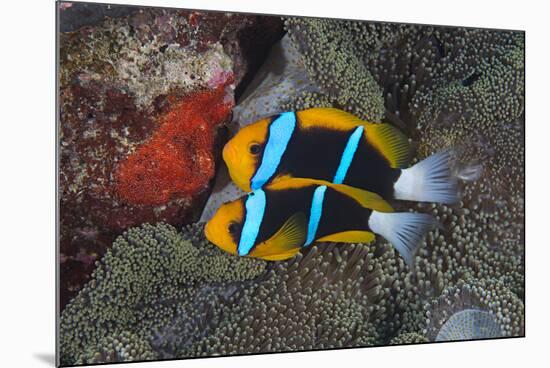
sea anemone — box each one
[423,278,524,341]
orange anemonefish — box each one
[223,107,458,204]
[205,178,436,266]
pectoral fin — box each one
[248,212,307,259]
[316,230,376,244]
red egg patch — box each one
[115,83,234,205]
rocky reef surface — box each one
[58,3,283,308]
[59,7,524,365]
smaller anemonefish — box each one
[223,107,458,204]
[205,178,436,266]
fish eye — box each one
[248,142,261,155]
[228,222,239,234]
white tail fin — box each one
[368,211,436,267]
[393,150,458,204]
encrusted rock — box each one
[59,5,283,307]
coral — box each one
[114,83,233,205]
